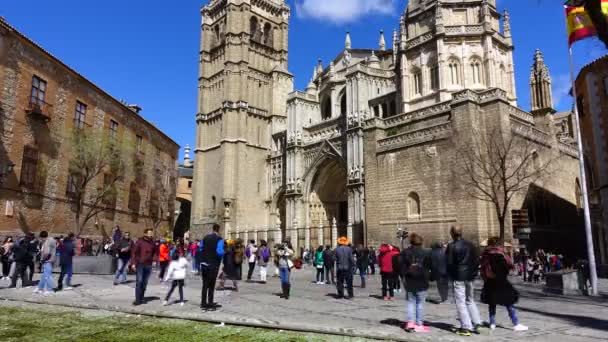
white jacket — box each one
[164,257,189,281]
[247,244,258,263]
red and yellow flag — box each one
[566,0,608,46]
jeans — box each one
[453,281,481,330]
[37,262,54,292]
[381,272,394,297]
[259,265,267,282]
[324,266,335,284]
[135,264,152,304]
[369,263,375,275]
[316,267,324,282]
[10,262,28,287]
[114,258,129,284]
[437,276,449,302]
[166,279,184,302]
[159,261,169,280]
[279,266,290,285]
[247,262,256,280]
[358,266,367,288]
[489,304,519,326]
[336,269,353,298]
[407,290,428,325]
[201,265,219,306]
[57,263,73,288]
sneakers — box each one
[162,300,169,306]
[180,302,185,306]
[383,296,388,301]
[64,286,73,291]
[455,329,472,337]
[490,324,496,330]
[404,321,415,332]
[33,288,41,294]
[414,325,431,333]
[389,297,394,301]
[513,324,528,331]
[42,290,53,296]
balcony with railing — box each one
[25,96,53,121]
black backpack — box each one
[406,250,426,280]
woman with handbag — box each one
[277,241,294,299]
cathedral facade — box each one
[192,0,585,255]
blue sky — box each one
[2,0,606,160]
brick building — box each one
[575,55,608,264]
[0,18,179,239]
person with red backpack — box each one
[400,233,432,333]
[480,237,528,332]
[257,240,270,283]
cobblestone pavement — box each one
[0,265,607,342]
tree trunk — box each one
[498,216,506,244]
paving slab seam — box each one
[0,296,422,342]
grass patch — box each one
[0,306,374,342]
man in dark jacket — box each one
[113,232,134,285]
[57,233,75,291]
[355,245,369,288]
[334,237,355,299]
[130,229,155,306]
[198,223,225,310]
[9,235,33,288]
[446,225,481,336]
[431,242,449,303]
[322,245,335,285]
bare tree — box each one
[67,129,129,237]
[143,160,176,238]
[453,126,557,242]
[565,0,608,48]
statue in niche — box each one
[342,50,352,67]
[296,131,302,143]
[296,178,302,191]
[224,204,230,219]
[349,167,355,180]
[354,166,360,180]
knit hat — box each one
[337,237,349,246]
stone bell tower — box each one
[191,0,293,237]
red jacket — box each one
[131,237,155,267]
[378,245,399,273]
[159,243,170,262]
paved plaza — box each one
[0,266,607,342]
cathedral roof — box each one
[272,64,293,76]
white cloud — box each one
[552,73,573,111]
[295,0,396,24]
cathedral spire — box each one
[317,59,323,75]
[379,30,386,51]
[530,49,554,112]
[345,31,351,50]
[392,29,398,65]
[183,144,192,167]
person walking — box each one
[446,225,482,336]
[218,240,239,291]
[130,229,155,306]
[480,237,528,331]
[57,233,75,291]
[378,244,399,301]
[314,246,325,284]
[1,237,13,281]
[257,240,270,283]
[277,241,294,299]
[25,233,37,285]
[158,239,170,282]
[431,242,449,303]
[368,247,377,275]
[355,245,369,289]
[198,223,225,310]
[245,240,258,281]
[34,231,56,296]
[113,232,134,285]
[234,238,245,280]
[335,237,355,299]
[400,233,432,333]
[163,250,189,306]
[323,245,335,285]
[9,235,33,288]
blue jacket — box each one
[60,239,75,265]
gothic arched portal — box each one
[307,157,348,239]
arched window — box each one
[430,64,440,90]
[214,26,220,46]
[389,100,396,116]
[575,178,582,210]
[149,189,159,220]
[250,17,258,41]
[263,23,273,46]
[412,68,423,97]
[339,90,347,115]
[448,59,461,86]
[128,182,140,213]
[321,97,332,120]
[470,57,483,85]
[407,192,421,219]
[212,195,217,211]
[498,64,507,90]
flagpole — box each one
[567,46,598,296]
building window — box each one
[109,120,118,141]
[149,189,159,220]
[212,195,217,211]
[66,173,79,198]
[498,64,507,90]
[321,97,332,120]
[407,192,421,219]
[30,76,47,107]
[412,69,423,96]
[20,146,39,190]
[263,23,273,45]
[577,96,585,117]
[103,174,117,220]
[448,60,461,86]
[250,17,259,42]
[74,101,87,130]
[430,64,440,91]
[188,180,192,189]
[136,135,143,153]
[470,59,483,85]
[128,182,141,213]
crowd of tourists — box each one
[1,223,542,336]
